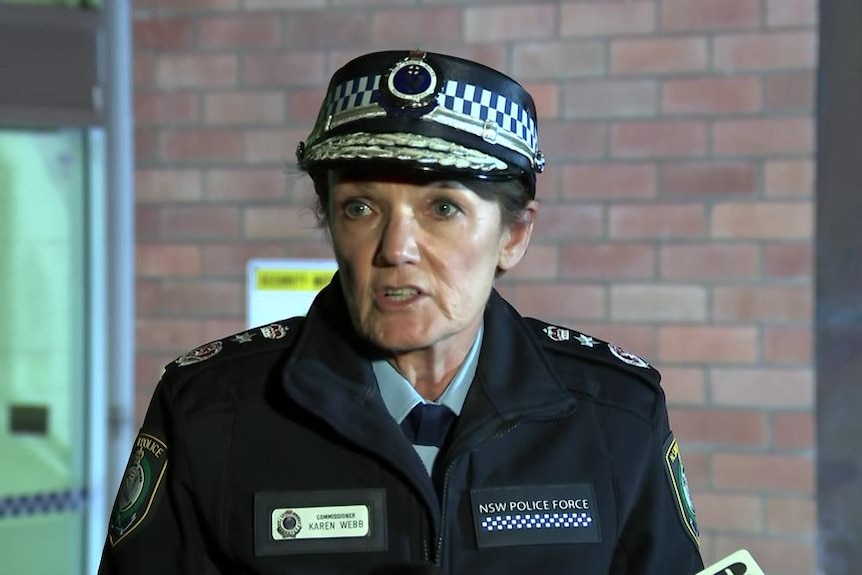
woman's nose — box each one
[375,212,420,266]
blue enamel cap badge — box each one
[296,50,545,198]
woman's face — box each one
[328,177,534,355]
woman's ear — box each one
[497,200,538,272]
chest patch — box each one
[254,489,386,556]
[470,484,601,548]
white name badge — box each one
[271,505,370,540]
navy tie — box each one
[400,403,456,448]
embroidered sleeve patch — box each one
[109,432,169,547]
[663,433,699,547]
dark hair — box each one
[310,168,533,229]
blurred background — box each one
[2,0,856,573]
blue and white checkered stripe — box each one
[480,512,594,532]
[326,74,381,116]
[0,488,88,519]
[321,75,538,153]
[439,80,537,153]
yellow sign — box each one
[255,268,335,292]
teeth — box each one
[385,287,418,299]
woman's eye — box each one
[431,200,460,218]
[343,200,372,218]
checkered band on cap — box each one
[297,50,545,196]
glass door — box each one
[0,128,97,574]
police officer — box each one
[99,50,704,574]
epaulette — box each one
[161,316,304,383]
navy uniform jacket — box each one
[99,281,704,574]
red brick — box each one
[661,0,761,31]
[611,285,707,322]
[244,207,326,240]
[137,318,206,351]
[140,0,238,10]
[572,323,658,360]
[136,169,203,203]
[160,130,244,163]
[156,54,238,89]
[134,17,194,50]
[562,163,656,200]
[540,122,606,160]
[243,128,309,164]
[661,161,757,197]
[332,0,413,5]
[202,243,289,277]
[691,492,764,531]
[521,82,559,119]
[767,496,816,535]
[512,41,605,80]
[464,5,556,42]
[663,76,761,115]
[159,280,244,315]
[764,159,814,197]
[533,204,604,239]
[158,206,241,239]
[609,204,706,239]
[713,453,813,493]
[502,244,559,281]
[712,202,813,239]
[205,91,285,125]
[564,79,658,119]
[764,243,813,278]
[661,368,707,405]
[203,319,246,343]
[137,280,159,315]
[765,72,815,112]
[713,285,812,322]
[137,244,202,277]
[713,117,813,155]
[512,284,606,322]
[282,11,370,49]
[611,37,708,75]
[137,206,159,241]
[288,88,327,123]
[658,326,758,363]
[611,121,707,158]
[766,0,818,26]
[678,450,710,489]
[282,241,336,260]
[135,53,155,89]
[244,0,324,7]
[372,8,461,46]
[714,31,816,71]
[764,327,812,364]
[136,128,157,164]
[205,168,289,201]
[198,14,282,48]
[673,409,768,447]
[135,93,200,126]
[661,244,759,280]
[772,411,814,450]
[242,52,327,87]
[711,368,814,408]
[714,536,815,575]
[561,243,656,280]
[560,1,655,36]
[534,163,562,201]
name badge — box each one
[255,489,386,556]
[470,484,601,548]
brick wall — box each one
[133,1,817,571]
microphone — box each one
[695,549,765,575]
[368,563,443,575]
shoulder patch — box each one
[109,432,168,547]
[527,318,659,384]
[163,317,304,379]
[663,433,699,548]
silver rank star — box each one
[232,332,254,344]
[576,334,596,348]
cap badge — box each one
[381,51,440,115]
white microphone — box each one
[695,549,765,575]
